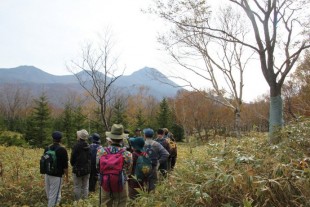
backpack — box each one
[99,147,125,193]
[144,142,158,167]
[133,152,152,182]
[73,145,91,177]
[40,146,60,175]
[167,138,177,152]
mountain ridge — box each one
[0,66,182,105]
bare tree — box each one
[229,0,310,142]
[0,84,32,130]
[150,2,253,137]
[67,30,124,131]
[151,0,310,143]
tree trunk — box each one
[269,87,284,144]
[234,108,241,139]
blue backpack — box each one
[133,152,152,182]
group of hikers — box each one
[40,123,178,207]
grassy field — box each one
[0,122,310,206]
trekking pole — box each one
[99,174,101,207]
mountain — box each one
[0,66,77,84]
[116,67,181,98]
[0,66,182,105]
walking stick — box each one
[99,174,102,207]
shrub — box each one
[0,131,29,147]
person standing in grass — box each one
[143,128,169,191]
[96,124,133,207]
[70,129,91,201]
[128,137,147,199]
[88,133,102,192]
[163,128,178,171]
[154,128,171,178]
[44,131,69,207]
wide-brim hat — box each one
[77,129,89,140]
[129,137,145,151]
[105,124,125,140]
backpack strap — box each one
[104,147,111,154]
[116,148,125,155]
[48,145,60,152]
[104,147,125,155]
[133,151,146,160]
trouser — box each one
[89,171,98,192]
[100,181,129,207]
[45,174,63,207]
[128,177,145,200]
[167,156,172,171]
[73,173,90,201]
[158,161,168,178]
[148,166,158,192]
[170,156,177,170]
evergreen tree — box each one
[0,115,6,131]
[61,103,76,147]
[157,98,172,129]
[25,94,51,147]
[135,108,146,129]
[170,123,184,142]
[73,106,86,130]
[91,107,105,136]
[111,99,128,127]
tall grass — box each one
[0,119,310,206]
[131,119,310,207]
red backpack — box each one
[99,147,125,193]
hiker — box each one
[43,131,68,207]
[163,128,169,139]
[106,137,113,146]
[89,133,102,192]
[168,133,178,170]
[134,128,142,138]
[70,129,91,201]
[163,128,177,171]
[96,124,133,207]
[123,129,133,152]
[128,137,149,199]
[143,128,169,191]
[155,128,171,178]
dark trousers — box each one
[158,161,168,178]
[170,156,177,170]
[148,167,158,191]
[89,170,98,192]
[128,178,144,200]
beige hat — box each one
[77,129,89,140]
[105,124,125,140]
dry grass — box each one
[1,120,310,206]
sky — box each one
[0,0,269,102]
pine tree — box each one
[135,108,145,129]
[25,94,51,147]
[61,103,76,147]
[73,106,86,130]
[111,99,128,127]
[157,98,172,129]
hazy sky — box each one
[0,0,269,101]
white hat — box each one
[77,129,89,140]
